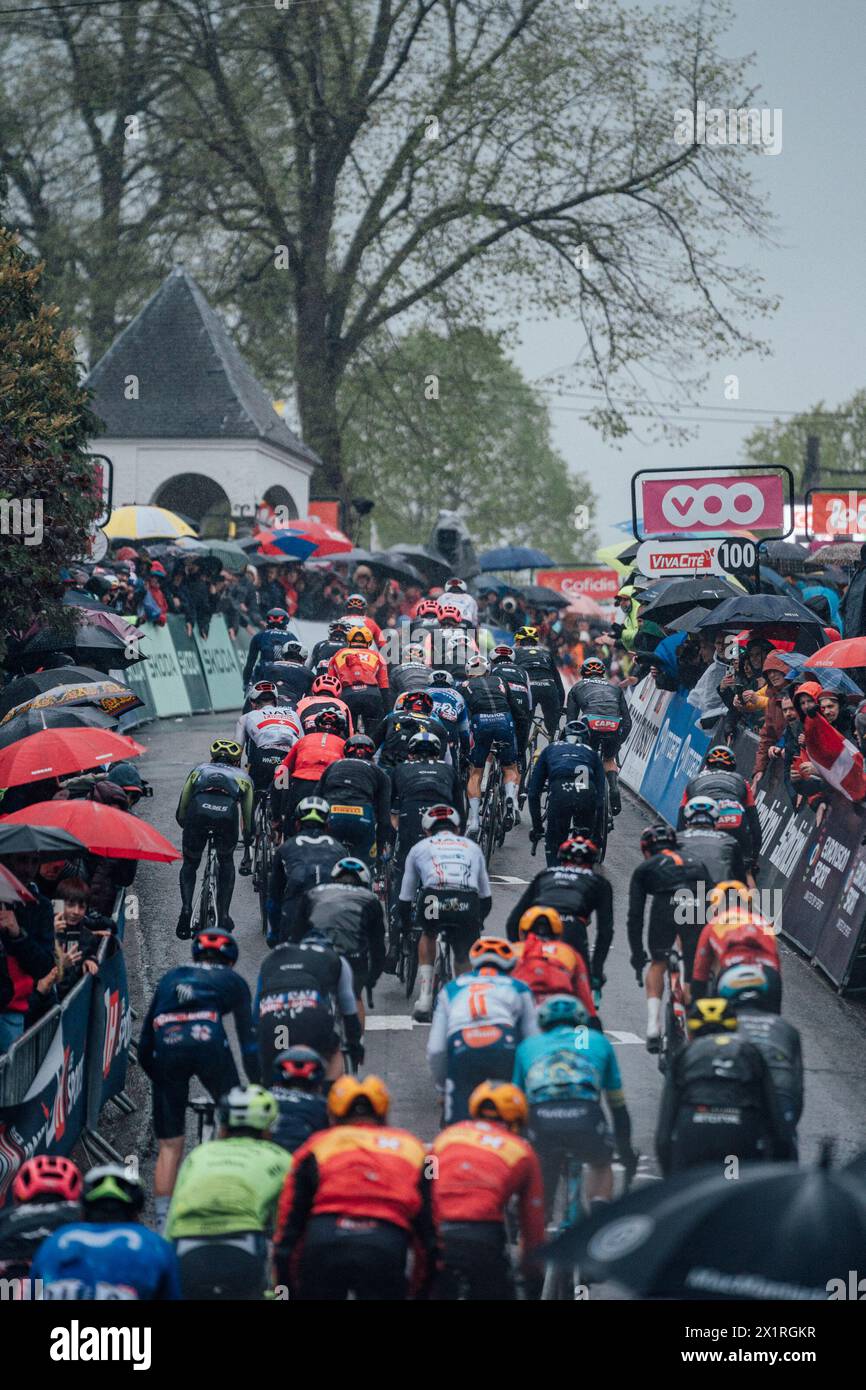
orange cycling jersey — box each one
[295,694,354,735]
[512,936,597,1018]
[328,647,389,691]
[276,731,346,783]
[692,912,780,986]
[430,1120,545,1254]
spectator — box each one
[817,690,855,741]
[258,564,286,616]
[34,857,78,899]
[838,544,866,638]
[752,653,790,789]
[0,854,55,1052]
[687,632,728,728]
[719,635,772,738]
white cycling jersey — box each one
[427,971,538,1083]
[235,705,302,751]
[398,831,491,902]
[444,592,479,625]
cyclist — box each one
[32,1164,181,1300]
[0,1156,83,1288]
[513,994,637,1217]
[427,668,471,767]
[235,681,301,799]
[460,654,523,836]
[513,625,565,740]
[175,738,254,938]
[316,732,391,865]
[376,688,452,768]
[627,823,711,1050]
[139,928,260,1224]
[565,655,632,816]
[441,575,479,626]
[166,1084,291,1299]
[270,1047,330,1154]
[678,795,748,884]
[527,717,606,864]
[310,620,351,671]
[271,709,347,830]
[489,643,533,766]
[295,673,354,735]
[338,591,384,646]
[388,642,433,698]
[678,745,762,882]
[242,607,299,685]
[512,906,597,1018]
[430,1081,544,1302]
[254,921,362,1082]
[427,936,537,1122]
[256,639,313,704]
[327,624,390,737]
[691,885,782,1006]
[397,803,489,1020]
[293,857,386,1025]
[717,963,803,1153]
[267,796,347,946]
[273,1075,436,1300]
[655,998,793,1175]
[506,837,612,992]
[390,729,464,878]
[435,602,481,679]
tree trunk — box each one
[294,285,349,519]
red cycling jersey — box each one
[512,935,597,1018]
[276,731,346,783]
[692,912,780,986]
[328,646,389,691]
[430,1120,545,1255]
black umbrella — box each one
[12,623,145,672]
[546,1158,866,1299]
[0,706,117,750]
[638,577,741,621]
[694,593,825,632]
[368,551,426,584]
[522,584,569,607]
[0,667,112,719]
[389,544,453,581]
[0,823,88,859]
[760,539,809,574]
[663,605,712,633]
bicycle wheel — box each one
[403,929,419,999]
[541,1157,583,1301]
[597,781,610,862]
[432,932,452,1007]
[257,825,272,936]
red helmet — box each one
[437,603,463,626]
[13,1154,83,1205]
[312,674,342,696]
[344,734,376,760]
[416,598,440,618]
[402,689,434,714]
[314,709,344,734]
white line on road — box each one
[364,1015,417,1030]
[605,1030,644,1044]
[488,874,530,885]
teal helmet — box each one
[537,994,591,1030]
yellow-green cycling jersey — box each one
[166,1136,292,1240]
[176,761,254,839]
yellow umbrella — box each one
[104,505,196,541]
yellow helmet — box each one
[687,997,738,1038]
[327,1074,390,1122]
[469,1080,528,1130]
[518,905,564,939]
[514,626,538,645]
[346,625,373,647]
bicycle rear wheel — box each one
[402,929,419,999]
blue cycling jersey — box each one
[528,741,606,805]
[428,686,471,752]
[242,627,300,684]
[513,1024,621,1104]
[32,1221,181,1300]
[138,962,260,1082]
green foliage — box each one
[342,327,596,561]
[743,391,866,488]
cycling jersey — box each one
[459,671,513,718]
[441,592,478,625]
[236,705,302,751]
[733,1008,803,1128]
[528,742,606,824]
[243,626,300,685]
[627,848,710,970]
[275,731,346,784]
[436,629,481,680]
[390,762,465,861]
[254,933,359,1076]
[176,761,254,839]
[427,971,537,1087]
[489,661,533,733]
[0,1201,81,1280]
[399,831,490,903]
[679,769,762,862]
[389,661,433,697]
[513,644,565,735]
[512,935,597,1017]
[271,1087,330,1155]
[138,961,260,1082]
[268,832,348,941]
[316,757,392,848]
[32,1221,181,1300]
[513,1023,621,1105]
[253,661,311,704]
[376,711,452,768]
[295,694,353,734]
[427,686,471,756]
[430,1119,544,1250]
[677,827,747,885]
[166,1137,292,1239]
[294,882,385,981]
[506,864,613,977]
[328,646,389,690]
[565,677,632,741]
[691,915,781,990]
[309,638,346,669]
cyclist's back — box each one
[506,857,612,977]
[255,930,359,1078]
[167,1135,290,1241]
[627,845,709,977]
[678,825,746,884]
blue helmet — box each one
[681,795,719,828]
[537,994,591,1030]
[717,962,772,1010]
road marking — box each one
[364,1015,417,1031]
[605,1030,644,1044]
[489,874,530,885]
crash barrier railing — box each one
[0,892,133,1205]
[619,674,866,995]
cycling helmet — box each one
[558,836,598,866]
[272,1046,326,1091]
[12,1154,83,1206]
[217,1084,278,1133]
[706,880,753,917]
[445,577,467,594]
[581,657,606,679]
[344,733,375,760]
[345,593,368,613]
[328,620,349,638]
[469,936,518,971]
[514,626,539,645]
[332,856,372,888]
[469,1080,528,1129]
[687,997,738,1038]
[83,1164,145,1214]
[296,795,330,826]
[560,717,590,744]
[491,644,515,663]
[311,674,343,696]
[518,906,564,939]
[210,738,242,765]
[327,1074,390,1123]
[436,603,463,626]
[465,655,489,677]
[402,643,428,663]
[346,625,373,647]
[401,689,434,714]
[681,795,720,828]
[192,929,239,966]
[421,804,460,834]
[430,669,454,686]
[314,708,344,734]
[640,823,677,853]
[407,730,442,759]
[278,640,307,662]
[705,744,737,771]
[717,962,773,1010]
[415,598,440,618]
[266,607,290,626]
[250,681,278,702]
[537,993,591,1030]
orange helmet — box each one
[706,881,752,919]
[469,936,517,971]
[469,1081,528,1129]
[327,1074,390,1122]
[346,625,373,647]
[312,674,343,696]
[518,905,565,939]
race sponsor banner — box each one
[233,626,253,679]
[85,944,132,1129]
[112,659,157,731]
[193,615,244,711]
[637,693,715,824]
[635,539,724,578]
[139,622,192,719]
[619,675,673,792]
[750,753,814,905]
[537,569,620,604]
[814,847,866,991]
[808,489,866,541]
[639,472,785,538]
[787,796,866,986]
[168,615,211,713]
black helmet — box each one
[705,744,737,771]
[561,717,590,744]
[344,733,375,760]
[192,929,239,966]
[278,640,307,663]
[640,823,677,853]
[408,730,442,759]
[581,657,606,679]
[272,1046,326,1091]
[267,607,290,626]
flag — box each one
[802,712,866,803]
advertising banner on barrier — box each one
[140,622,192,718]
[85,944,132,1129]
[638,694,714,824]
[619,676,673,792]
[233,627,252,680]
[194,615,244,711]
[814,849,866,991]
[168,616,211,713]
[751,756,814,903]
[781,795,866,983]
[113,658,156,730]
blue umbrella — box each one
[769,651,863,697]
[758,564,788,594]
[479,546,555,571]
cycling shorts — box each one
[327,803,376,862]
[182,810,238,860]
[175,1231,267,1300]
[247,745,285,793]
[258,1008,339,1080]
[346,951,371,997]
[528,1098,613,1168]
[668,1106,770,1173]
[469,712,517,767]
[445,1027,516,1125]
[433,1222,514,1302]
[293,1215,410,1301]
[414,887,480,944]
[149,1049,239,1139]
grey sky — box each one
[515,0,866,548]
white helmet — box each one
[446,577,467,593]
[465,655,489,677]
[421,804,461,834]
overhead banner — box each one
[636,539,723,578]
[140,622,192,718]
[168,616,211,713]
[537,569,620,604]
[807,489,866,541]
[633,467,793,541]
[193,615,244,712]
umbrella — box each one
[804,638,866,670]
[176,537,249,572]
[11,623,145,672]
[766,651,863,696]
[0,823,88,859]
[0,729,145,789]
[389,544,453,581]
[317,546,373,569]
[0,680,143,727]
[694,593,825,633]
[522,584,569,607]
[805,565,847,590]
[251,528,317,561]
[62,590,104,610]
[663,605,712,633]
[283,518,353,556]
[105,505,197,542]
[757,564,789,593]
[0,864,35,905]
[545,1158,866,1301]
[66,609,141,643]
[564,594,606,620]
[805,541,861,570]
[478,546,555,571]
[244,552,299,570]
[638,577,740,621]
[760,539,809,573]
[0,666,113,718]
[0,706,117,750]
[596,542,636,576]
[0,802,180,862]
[367,552,426,585]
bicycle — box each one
[251,792,274,936]
[187,1096,217,1145]
[657,946,687,1075]
[540,1152,584,1301]
[519,714,547,808]
[193,832,220,934]
[478,743,508,865]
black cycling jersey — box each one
[676,827,747,885]
[309,638,346,670]
[268,832,348,943]
[390,760,464,817]
[0,1201,81,1275]
[679,769,762,862]
[565,678,632,739]
[505,864,613,977]
[270,1087,330,1155]
[254,661,311,704]
[459,672,516,718]
[375,711,451,768]
[627,848,710,966]
[514,645,565,698]
[255,934,360,1075]
[734,1009,804,1122]
[316,758,392,846]
[295,882,385,979]
[389,662,433,697]
[138,961,260,1081]
[490,662,533,728]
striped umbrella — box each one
[104,506,197,541]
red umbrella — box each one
[0,802,180,862]
[804,638,866,670]
[0,864,35,905]
[0,728,145,788]
[283,518,353,556]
